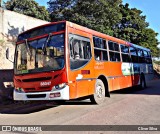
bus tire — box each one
[90,79,105,104]
[140,74,147,89]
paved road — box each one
[0,80,160,134]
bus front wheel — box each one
[90,79,105,104]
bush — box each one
[153,61,160,65]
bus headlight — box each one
[15,87,25,93]
[52,83,66,90]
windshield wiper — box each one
[25,39,31,56]
[42,33,52,54]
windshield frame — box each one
[14,31,66,75]
[17,21,66,42]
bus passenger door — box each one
[68,34,94,98]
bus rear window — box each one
[17,22,65,42]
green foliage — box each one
[140,28,159,57]
[6,0,159,57]
[47,0,159,56]
[47,0,75,21]
[0,40,4,44]
[5,0,50,21]
[153,60,160,65]
[114,4,148,43]
[48,0,122,36]
[113,3,159,56]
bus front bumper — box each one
[13,85,70,100]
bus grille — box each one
[24,87,51,93]
[22,77,52,82]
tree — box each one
[48,0,159,56]
[48,0,122,36]
[5,0,50,21]
[114,3,159,56]
[114,4,148,43]
[140,28,159,57]
[47,0,75,21]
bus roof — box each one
[18,20,150,52]
[66,21,150,51]
[127,42,150,52]
[66,21,129,46]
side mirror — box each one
[6,48,14,63]
[6,48,9,59]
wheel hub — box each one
[96,85,103,98]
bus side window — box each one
[94,50,101,60]
[73,40,81,59]
[69,34,92,70]
[109,52,120,62]
[109,52,115,61]
[108,41,120,62]
[69,38,74,59]
[144,50,152,64]
[83,41,91,59]
[130,47,138,63]
[69,38,81,60]
[137,49,145,63]
[147,51,152,64]
[93,36,108,61]
[121,44,130,62]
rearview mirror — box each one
[6,48,14,63]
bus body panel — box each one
[13,21,154,101]
[67,25,95,99]
[14,70,67,92]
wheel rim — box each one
[96,85,103,98]
[90,79,106,104]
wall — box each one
[0,8,49,101]
[0,8,49,69]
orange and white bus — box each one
[11,21,153,104]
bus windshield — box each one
[15,34,65,75]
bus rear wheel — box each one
[90,79,105,104]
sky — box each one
[3,0,160,42]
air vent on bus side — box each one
[22,77,52,82]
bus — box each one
[11,21,154,104]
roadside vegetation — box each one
[3,0,159,57]
[153,62,160,73]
